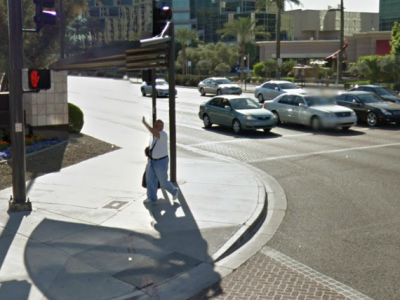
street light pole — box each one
[7,0,31,211]
[168,23,177,183]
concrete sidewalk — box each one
[0,126,267,300]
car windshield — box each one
[216,79,232,84]
[375,87,397,96]
[230,98,261,110]
[278,83,299,90]
[304,96,333,106]
[357,93,385,103]
[156,81,167,85]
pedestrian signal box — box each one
[28,69,51,90]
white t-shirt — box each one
[149,130,168,159]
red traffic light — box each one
[28,69,51,90]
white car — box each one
[254,80,305,103]
[263,93,357,130]
[141,79,176,97]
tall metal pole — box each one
[60,0,66,58]
[168,23,176,183]
[151,69,157,126]
[7,0,30,211]
[336,0,344,84]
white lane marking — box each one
[191,133,314,147]
[248,142,400,163]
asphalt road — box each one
[69,77,400,300]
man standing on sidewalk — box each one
[142,117,179,205]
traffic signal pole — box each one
[7,0,31,211]
[168,23,176,183]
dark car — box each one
[349,85,400,104]
[334,91,400,127]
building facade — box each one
[379,0,400,31]
[258,31,391,63]
[193,0,281,43]
[83,0,152,45]
[284,9,379,41]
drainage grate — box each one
[112,252,201,289]
[103,201,129,210]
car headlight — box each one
[381,109,392,115]
[243,115,255,120]
[324,112,336,118]
[351,110,356,116]
[271,114,277,119]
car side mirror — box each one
[274,87,279,90]
[224,105,232,110]
[352,99,361,106]
[299,103,306,107]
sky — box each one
[286,0,379,13]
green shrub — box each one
[68,103,84,133]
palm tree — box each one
[257,0,300,79]
[175,28,198,75]
[66,16,92,56]
[217,17,268,80]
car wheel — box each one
[141,88,146,96]
[232,119,242,134]
[342,126,351,130]
[203,114,212,128]
[366,112,378,127]
[272,111,281,125]
[200,88,206,96]
[217,89,222,95]
[258,94,265,103]
[311,116,321,131]
[263,128,271,133]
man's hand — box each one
[142,116,146,125]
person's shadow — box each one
[20,186,223,300]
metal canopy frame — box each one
[50,23,177,182]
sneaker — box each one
[144,198,158,205]
[173,188,180,200]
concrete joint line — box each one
[261,247,374,300]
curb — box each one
[117,143,285,300]
[176,143,270,264]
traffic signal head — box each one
[33,0,57,32]
[153,0,172,37]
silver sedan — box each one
[198,77,242,96]
[254,80,305,103]
[263,93,357,130]
[141,79,176,97]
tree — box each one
[175,28,199,75]
[256,0,300,79]
[66,15,92,55]
[0,0,88,75]
[390,22,400,56]
[217,17,268,81]
[390,22,400,84]
[379,55,397,83]
[176,42,239,76]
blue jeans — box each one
[146,157,176,203]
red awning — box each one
[325,44,348,60]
